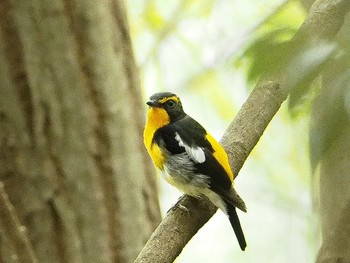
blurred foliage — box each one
[238,0,305,81]
[284,41,336,112]
[144,1,166,31]
[239,0,342,119]
[308,16,350,172]
[242,28,298,82]
[310,65,350,173]
[243,31,337,114]
[126,0,350,262]
[239,0,350,176]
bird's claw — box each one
[167,195,190,214]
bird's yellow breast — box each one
[144,107,170,170]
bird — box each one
[143,92,247,251]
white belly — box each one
[160,167,227,213]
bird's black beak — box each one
[146,100,160,107]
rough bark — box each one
[0,0,161,262]
[134,0,350,262]
[0,183,38,263]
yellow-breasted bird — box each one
[143,92,247,251]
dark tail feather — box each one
[226,202,247,251]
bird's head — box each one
[146,92,186,122]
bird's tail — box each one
[226,201,247,251]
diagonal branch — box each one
[134,0,350,262]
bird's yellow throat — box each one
[144,107,170,169]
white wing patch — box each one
[175,132,206,163]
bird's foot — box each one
[167,195,190,214]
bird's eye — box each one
[166,100,176,108]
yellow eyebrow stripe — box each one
[158,96,180,104]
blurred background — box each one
[1,0,349,262]
[127,0,321,262]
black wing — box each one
[154,115,232,192]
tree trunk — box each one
[313,12,350,263]
[316,132,350,262]
[0,0,161,262]
[314,77,350,263]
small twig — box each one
[0,182,38,263]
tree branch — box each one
[0,182,38,263]
[134,0,350,262]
